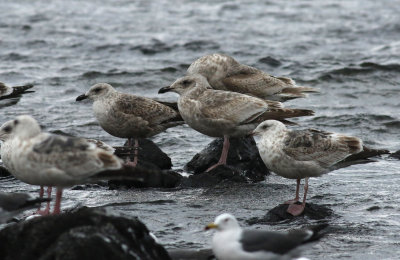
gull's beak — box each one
[204,222,218,231]
[76,94,88,101]
[251,130,258,136]
[158,86,172,94]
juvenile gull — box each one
[0,192,50,223]
[0,82,34,100]
[158,75,314,171]
[0,115,123,215]
[187,53,318,102]
[205,213,327,260]
[76,83,183,167]
[252,120,363,216]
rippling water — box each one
[1,1,400,259]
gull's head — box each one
[205,213,241,232]
[158,74,210,96]
[252,120,286,137]
[0,115,41,140]
[76,83,115,102]
[0,120,14,141]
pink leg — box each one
[125,138,139,167]
[287,177,309,216]
[35,186,53,215]
[206,135,230,172]
[36,186,44,211]
[284,179,301,204]
[52,188,63,215]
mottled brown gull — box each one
[252,120,363,216]
[0,115,123,215]
[158,74,314,172]
[205,213,327,260]
[76,83,183,167]
[0,82,34,100]
[187,53,318,102]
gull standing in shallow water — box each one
[205,213,327,260]
[76,83,183,167]
[159,75,314,172]
[252,120,363,216]
[187,53,318,102]
[0,115,123,215]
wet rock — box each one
[389,150,400,160]
[0,165,11,177]
[168,248,214,260]
[0,207,171,260]
[118,138,173,170]
[185,136,269,183]
[105,165,182,189]
[247,202,333,225]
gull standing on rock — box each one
[205,213,327,260]
[187,53,318,102]
[0,115,123,215]
[159,74,314,172]
[252,120,363,216]
[76,83,183,167]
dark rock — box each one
[0,207,171,260]
[168,248,214,260]
[247,202,333,225]
[367,205,380,211]
[117,138,172,170]
[258,56,282,67]
[105,165,182,189]
[185,136,269,183]
[389,150,400,159]
[0,165,11,177]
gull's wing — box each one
[283,129,363,167]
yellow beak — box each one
[205,222,218,230]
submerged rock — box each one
[389,150,400,160]
[0,207,171,260]
[0,165,11,177]
[185,136,269,183]
[168,248,214,260]
[247,202,333,225]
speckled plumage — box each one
[162,75,314,138]
[253,120,363,179]
[0,116,122,187]
[79,83,183,139]
[187,54,317,101]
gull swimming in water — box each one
[252,120,363,216]
[76,83,183,167]
[0,82,34,100]
[159,74,314,172]
[187,53,318,102]
[0,115,123,215]
[205,213,327,260]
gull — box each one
[205,213,327,260]
[0,115,123,215]
[158,74,314,172]
[0,192,51,223]
[0,82,34,100]
[76,83,183,167]
[252,120,363,216]
[187,54,318,102]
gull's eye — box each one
[262,125,268,129]
[182,80,191,86]
[93,87,101,93]
[224,218,229,222]
[14,119,19,125]
[3,126,12,133]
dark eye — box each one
[94,88,101,93]
[182,80,191,86]
[14,119,19,125]
[3,126,12,133]
[224,218,229,222]
[262,125,268,129]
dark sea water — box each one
[1,0,400,259]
